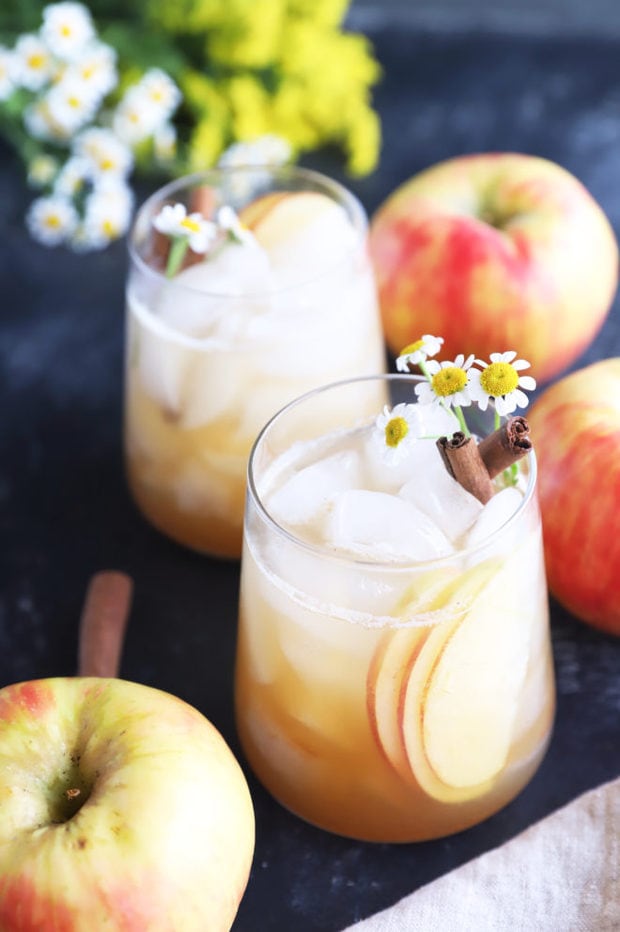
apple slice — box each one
[366,566,466,784]
[400,553,534,802]
[239,190,347,252]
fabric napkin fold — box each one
[343,776,620,932]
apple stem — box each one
[77,571,134,678]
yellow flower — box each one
[206,0,286,68]
[187,117,227,171]
[225,75,272,140]
[344,101,381,176]
[288,0,349,27]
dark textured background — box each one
[1,14,620,932]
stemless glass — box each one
[124,166,385,558]
[235,374,556,843]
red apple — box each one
[528,358,620,634]
[0,677,255,931]
[369,153,618,384]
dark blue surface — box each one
[1,25,620,932]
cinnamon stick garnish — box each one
[437,433,495,504]
[478,416,532,479]
[77,571,133,678]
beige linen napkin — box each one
[343,776,620,932]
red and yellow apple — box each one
[528,357,620,635]
[369,153,618,384]
[0,677,255,931]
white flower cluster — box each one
[0,2,182,251]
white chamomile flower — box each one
[0,46,17,101]
[73,182,133,251]
[46,76,99,134]
[396,334,444,372]
[53,156,91,197]
[216,205,255,246]
[218,134,292,169]
[26,194,79,246]
[468,351,537,416]
[23,98,65,142]
[65,41,117,100]
[13,34,53,91]
[112,90,162,145]
[138,68,182,121]
[373,403,421,465]
[415,354,475,408]
[153,203,217,254]
[27,154,59,189]
[73,127,133,178]
[41,2,95,62]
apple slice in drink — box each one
[366,566,464,785]
[400,552,534,803]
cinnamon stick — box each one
[437,433,495,504]
[77,571,133,678]
[478,416,532,479]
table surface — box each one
[2,22,620,932]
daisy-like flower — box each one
[46,76,100,135]
[72,181,133,251]
[53,156,91,198]
[415,354,475,409]
[23,97,67,142]
[64,41,117,100]
[73,127,133,179]
[26,194,79,246]
[468,351,537,416]
[153,203,217,255]
[218,134,292,169]
[13,34,53,91]
[112,91,163,145]
[138,69,182,122]
[216,205,255,246]
[0,46,17,101]
[373,403,421,465]
[41,2,95,62]
[396,334,444,372]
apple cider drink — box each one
[125,166,385,558]
[235,364,555,842]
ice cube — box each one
[327,489,453,561]
[156,240,274,339]
[267,449,363,528]
[467,487,524,547]
[416,402,461,439]
[399,445,483,543]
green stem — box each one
[453,404,470,437]
[494,409,501,431]
[165,236,188,278]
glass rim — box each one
[127,164,369,301]
[246,372,538,571]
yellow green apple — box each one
[369,153,618,384]
[0,677,255,931]
[528,358,620,634]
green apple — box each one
[370,153,618,384]
[0,677,255,931]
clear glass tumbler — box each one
[235,374,555,842]
[124,166,385,558]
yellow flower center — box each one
[400,338,424,356]
[60,24,73,38]
[45,215,61,228]
[180,217,201,234]
[480,362,519,397]
[385,416,409,448]
[28,53,46,70]
[68,95,81,109]
[99,157,115,171]
[102,219,117,237]
[431,366,467,397]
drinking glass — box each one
[235,374,555,842]
[124,166,385,558]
